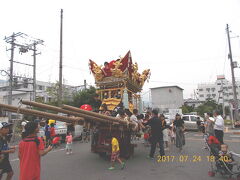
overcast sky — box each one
[1,0,240,101]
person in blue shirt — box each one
[44,120,51,147]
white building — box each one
[197,75,240,106]
[0,79,80,107]
[150,86,184,112]
[184,98,204,108]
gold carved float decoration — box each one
[89,51,150,111]
[89,51,151,89]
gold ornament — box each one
[92,63,104,81]
[139,69,150,86]
[111,60,123,78]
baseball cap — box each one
[0,122,13,129]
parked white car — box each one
[182,115,204,130]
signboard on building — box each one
[169,109,182,120]
[217,75,225,80]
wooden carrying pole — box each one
[62,104,134,126]
[0,103,82,123]
[22,101,134,127]
[21,100,110,124]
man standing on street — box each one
[213,111,224,144]
[145,109,165,159]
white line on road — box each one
[230,135,240,138]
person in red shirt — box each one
[52,135,60,148]
[50,123,56,139]
[102,62,112,76]
[18,121,52,180]
[208,135,220,145]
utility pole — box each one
[33,43,37,101]
[84,79,87,90]
[226,24,238,121]
[4,32,43,107]
[221,79,225,118]
[8,33,15,122]
[58,9,63,106]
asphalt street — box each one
[4,131,240,180]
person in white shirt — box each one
[213,111,224,144]
[130,109,138,131]
[21,120,28,138]
[130,109,138,123]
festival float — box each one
[88,51,150,158]
[89,50,150,112]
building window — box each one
[211,88,215,92]
[207,94,211,97]
[212,94,216,97]
[206,88,210,92]
[199,95,204,97]
[217,83,221,85]
[228,86,232,89]
[198,89,203,91]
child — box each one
[219,144,234,170]
[52,135,60,148]
[143,127,150,147]
[19,121,52,180]
[50,123,56,141]
[66,132,73,155]
[170,126,176,144]
[0,122,15,180]
[108,135,125,170]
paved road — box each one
[4,132,240,180]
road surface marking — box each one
[230,135,240,138]
[193,134,203,137]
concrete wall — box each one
[151,87,184,111]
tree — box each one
[181,104,195,114]
[72,86,100,110]
[196,99,222,116]
[46,81,73,106]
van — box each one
[182,115,204,130]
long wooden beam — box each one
[0,103,82,123]
[62,104,135,126]
[21,100,110,124]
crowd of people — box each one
[0,104,230,179]
[99,103,187,164]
